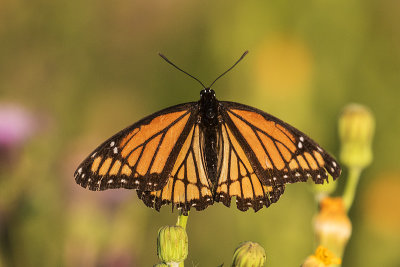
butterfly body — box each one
[75,86,341,215]
[198,88,221,188]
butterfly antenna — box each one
[208,50,248,89]
[159,53,206,89]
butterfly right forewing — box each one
[220,101,341,187]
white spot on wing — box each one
[91,152,97,158]
[78,167,82,174]
[135,180,140,184]
[332,162,337,167]
[298,142,303,149]
[110,141,115,147]
[113,147,118,154]
[107,179,113,184]
[300,136,304,142]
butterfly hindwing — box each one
[74,103,197,192]
[137,124,214,215]
[220,101,341,186]
[214,122,285,211]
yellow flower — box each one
[314,197,352,258]
[302,246,342,267]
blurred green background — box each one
[1,0,399,266]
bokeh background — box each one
[1,0,399,266]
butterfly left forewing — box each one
[220,101,341,186]
[74,103,196,192]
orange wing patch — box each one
[137,125,213,215]
[229,109,296,151]
[91,156,102,173]
[109,160,122,175]
[121,111,189,158]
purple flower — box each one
[0,103,38,165]
[0,103,36,147]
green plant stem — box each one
[343,167,362,212]
[176,212,189,230]
[176,212,189,267]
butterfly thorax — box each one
[198,88,221,188]
[199,88,218,126]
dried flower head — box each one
[314,197,352,258]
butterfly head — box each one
[200,88,217,104]
[200,88,215,97]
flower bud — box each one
[157,226,188,264]
[339,104,375,169]
[231,241,266,267]
[314,197,352,258]
[302,246,341,267]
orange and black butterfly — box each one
[74,51,341,215]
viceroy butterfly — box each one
[74,51,341,214]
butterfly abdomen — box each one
[201,126,219,186]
